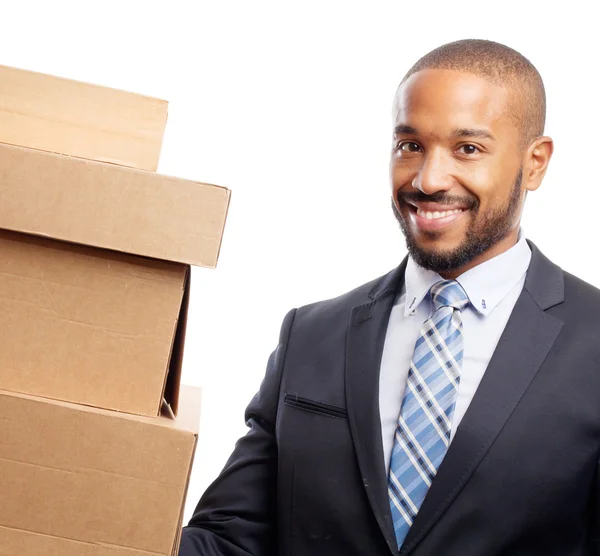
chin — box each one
[404,231,475,274]
[411,230,464,252]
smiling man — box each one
[180,40,600,556]
[391,53,546,278]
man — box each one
[180,39,600,555]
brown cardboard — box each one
[0,142,230,268]
[0,228,189,417]
[0,385,201,556]
[0,64,168,171]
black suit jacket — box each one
[180,241,600,555]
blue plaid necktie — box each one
[388,279,469,549]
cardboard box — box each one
[0,228,189,416]
[0,64,168,171]
[0,142,230,268]
[0,385,201,556]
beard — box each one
[392,167,523,274]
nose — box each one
[411,148,456,195]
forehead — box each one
[394,69,515,137]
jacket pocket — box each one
[283,394,348,419]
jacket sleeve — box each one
[178,308,297,556]
[588,456,600,555]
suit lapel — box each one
[345,260,407,556]
[398,241,565,556]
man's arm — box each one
[587,456,600,554]
[179,308,296,556]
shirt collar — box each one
[403,229,532,317]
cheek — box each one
[462,166,507,205]
[475,175,517,211]
[470,150,521,193]
[390,159,412,189]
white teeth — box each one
[417,208,463,219]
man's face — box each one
[390,69,525,274]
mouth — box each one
[404,201,470,232]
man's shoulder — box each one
[562,269,600,308]
[522,240,600,315]
[532,253,600,326]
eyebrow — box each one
[451,127,495,141]
[394,124,419,135]
[394,124,495,142]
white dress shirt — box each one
[379,231,532,472]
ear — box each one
[523,136,554,192]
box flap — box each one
[168,385,202,432]
[169,386,201,555]
[163,267,191,416]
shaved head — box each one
[394,39,546,149]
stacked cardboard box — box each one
[0,65,230,555]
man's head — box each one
[390,39,553,277]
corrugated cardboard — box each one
[0,64,168,171]
[0,228,189,417]
[0,142,230,268]
[0,385,201,556]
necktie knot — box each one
[430,280,469,312]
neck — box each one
[439,227,520,280]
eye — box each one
[395,141,422,153]
[457,144,480,155]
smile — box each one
[416,208,464,220]
[405,202,469,232]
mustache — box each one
[397,190,478,210]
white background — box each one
[2,0,598,525]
